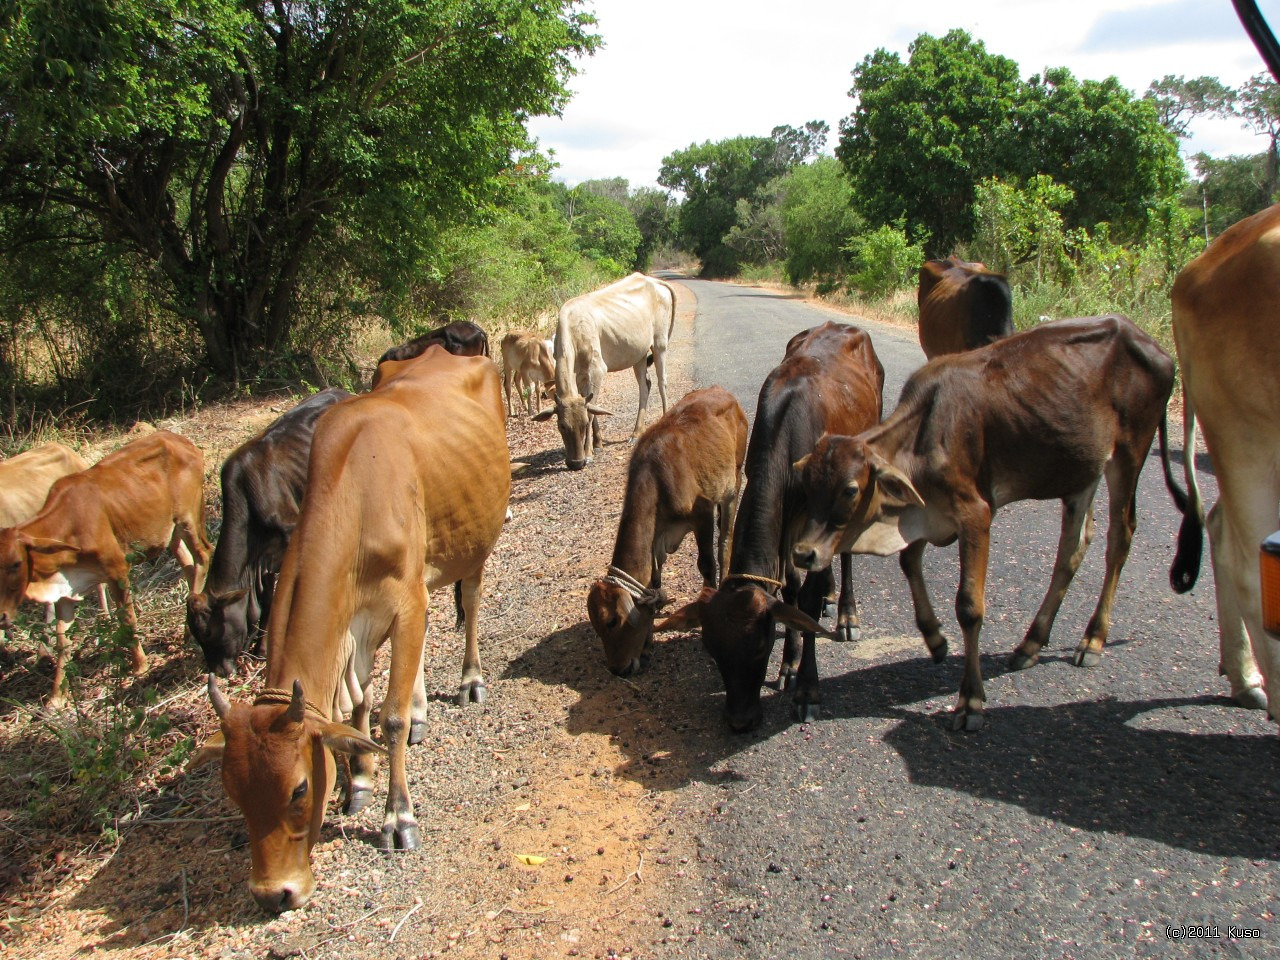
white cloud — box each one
[527,0,1280,189]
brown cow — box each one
[789,315,1186,731]
[588,386,748,677]
[500,330,556,417]
[0,431,211,707]
[656,323,885,731]
[191,346,511,913]
[917,256,1014,359]
[1168,202,1280,715]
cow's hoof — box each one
[1008,649,1039,671]
[794,701,820,723]
[950,710,985,733]
[408,719,429,745]
[777,670,797,691]
[928,639,948,664]
[1072,647,1101,668]
[837,624,861,643]
[456,681,487,707]
[345,787,373,816]
[1233,686,1269,711]
[379,823,421,853]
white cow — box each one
[1170,202,1280,716]
[535,273,676,470]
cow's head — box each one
[0,529,74,633]
[657,583,823,733]
[532,393,613,470]
[186,589,250,677]
[790,436,925,572]
[587,579,667,676]
[191,677,384,913]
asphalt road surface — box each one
[660,277,1280,960]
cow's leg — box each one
[716,492,738,586]
[1011,482,1098,670]
[692,501,717,589]
[630,360,651,440]
[953,505,992,731]
[652,345,669,415]
[456,571,487,705]
[503,366,515,418]
[46,596,80,710]
[792,568,831,722]
[409,643,430,744]
[345,672,378,815]
[102,559,148,678]
[900,540,947,662]
[171,522,211,594]
[379,596,426,853]
[1074,457,1140,667]
[1207,503,1268,709]
[776,570,804,689]
[836,552,860,643]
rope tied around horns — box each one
[721,572,785,595]
[254,687,332,723]
[603,566,663,606]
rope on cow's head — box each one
[722,573,785,595]
[603,565,662,607]
[255,686,332,723]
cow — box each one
[0,443,91,528]
[372,320,490,388]
[588,386,748,677]
[1169,202,1280,716]
[656,323,885,732]
[186,388,352,678]
[917,256,1014,359]
[0,431,212,707]
[189,346,511,913]
[534,273,676,470]
[787,315,1186,732]
[500,330,556,417]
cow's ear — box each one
[767,597,833,638]
[22,537,76,577]
[655,586,712,632]
[586,405,615,418]
[871,460,924,508]
[210,589,249,609]
[792,453,812,473]
[532,408,556,422]
[187,731,225,772]
[320,721,388,757]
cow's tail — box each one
[1164,396,1204,594]
[661,278,677,341]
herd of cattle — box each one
[0,199,1278,911]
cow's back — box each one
[556,274,672,389]
[918,257,1013,358]
[0,443,90,528]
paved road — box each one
[662,278,1280,960]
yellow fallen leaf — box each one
[515,854,546,866]
[512,803,531,812]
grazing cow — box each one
[0,443,91,528]
[917,256,1014,359]
[372,320,490,388]
[186,388,352,677]
[1169,202,1280,715]
[657,323,885,732]
[500,330,556,417]
[588,386,748,677]
[789,315,1185,731]
[190,346,510,913]
[534,273,676,470]
[0,431,211,707]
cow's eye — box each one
[842,482,860,500]
[291,780,308,803]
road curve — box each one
[661,277,1280,960]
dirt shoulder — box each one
[1,285,718,960]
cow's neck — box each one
[263,562,355,713]
[610,474,658,584]
[726,466,786,582]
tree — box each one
[0,0,599,381]
[1190,152,1276,236]
[563,189,642,270]
[1144,75,1236,138]
[779,157,861,287]
[1237,73,1280,199]
[626,187,676,269]
[837,30,1023,255]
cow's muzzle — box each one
[252,882,309,914]
[791,543,827,571]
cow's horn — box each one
[208,674,230,720]
[287,679,307,724]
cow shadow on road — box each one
[506,624,1280,862]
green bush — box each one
[845,222,926,297]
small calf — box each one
[0,431,211,707]
[587,386,748,676]
[500,330,556,417]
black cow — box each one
[657,323,885,731]
[186,388,352,676]
[378,321,490,365]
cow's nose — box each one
[792,545,819,570]
[252,883,305,914]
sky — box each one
[526,0,1280,191]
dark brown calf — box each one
[588,386,748,676]
[372,320,491,388]
[791,315,1186,731]
[917,256,1014,359]
[657,323,885,731]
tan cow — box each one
[191,346,511,913]
[500,329,556,417]
[917,256,1014,359]
[588,386,748,677]
[0,431,211,707]
[0,443,90,528]
[536,273,676,469]
[1169,202,1280,715]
